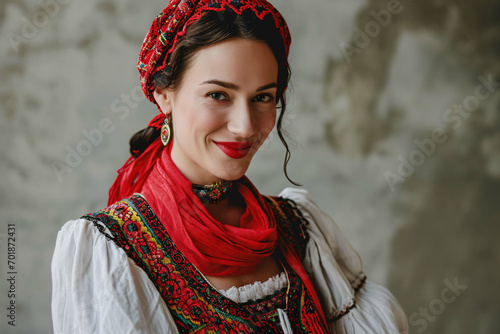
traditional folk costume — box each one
[51,1,409,333]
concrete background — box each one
[1,0,499,333]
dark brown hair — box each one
[130,9,299,185]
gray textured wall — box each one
[1,0,499,333]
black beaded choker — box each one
[192,180,234,204]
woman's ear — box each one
[153,87,173,116]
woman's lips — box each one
[214,141,254,159]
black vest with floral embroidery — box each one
[82,194,325,333]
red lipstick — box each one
[214,141,254,159]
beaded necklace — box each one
[192,180,234,204]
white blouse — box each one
[51,187,409,333]
[218,271,288,303]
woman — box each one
[51,0,408,333]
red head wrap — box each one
[138,0,291,108]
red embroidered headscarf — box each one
[139,0,291,109]
[107,1,329,332]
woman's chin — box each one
[212,163,249,181]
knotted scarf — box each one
[141,141,277,275]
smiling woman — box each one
[51,1,408,333]
[155,38,278,184]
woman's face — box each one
[155,37,279,185]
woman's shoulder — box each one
[276,187,318,212]
[276,186,364,282]
[52,195,155,289]
[276,187,357,258]
[265,187,343,262]
[52,214,178,334]
[65,193,148,240]
[276,187,409,332]
[272,187,334,242]
[56,218,106,244]
[274,187,326,224]
[55,194,147,253]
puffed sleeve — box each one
[279,188,409,334]
[51,219,179,334]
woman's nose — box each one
[227,102,257,139]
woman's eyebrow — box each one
[201,80,277,91]
[256,83,277,91]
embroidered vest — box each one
[82,194,324,333]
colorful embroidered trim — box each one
[82,194,322,333]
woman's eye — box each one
[254,94,274,103]
[209,92,227,101]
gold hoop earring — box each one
[160,114,171,146]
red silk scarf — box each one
[139,141,329,333]
[141,141,277,276]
